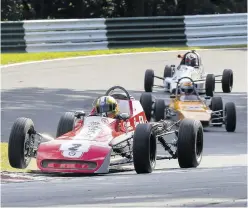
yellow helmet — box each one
[94,96,120,117]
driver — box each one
[179,81,198,101]
[184,53,198,67]
[93,95,127,133]
[93,95,120,119]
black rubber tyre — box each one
[222,69,233,93]
[210,97,223,127]
[164,65,173,78]
[205,74,215,97]
[56,112,77,138]
[140,92,153,121]
[154,99,165,121]
[144,69,154,92]
[8,117,35,169]
[177,118,204,168]
[224,102,236,132]
[133,123,157,174]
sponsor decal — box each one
[123,121,133,131]
[134,115,145,127]
[89,121,101,126]
[68,151,76,156]
[101,118,109,125]
[183,105,203,110]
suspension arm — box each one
[158,136,177,159]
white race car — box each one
[144,50,233,96]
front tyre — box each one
[222,69,233,93]
[154,99,165,121]
[144,69,154,92]
[56,112,77,138]
[210,97,223,127]
[133,123,157,174]
[140,92,153,121]
[164,65,173,78]
[8,117,35,169]
[205,74,215,97]
[177,118,203,168]
[224,102,236,132]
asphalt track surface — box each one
[1,48,247,207]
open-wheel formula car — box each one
[144,50,233,96]
[8,85,204,174]
[141,77,236,132]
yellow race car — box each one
[140,77,236,132]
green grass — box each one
[1,45,246,65]
[1,142,37,172]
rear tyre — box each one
[164,65,173,78]
[8,117,35,169]
[210,97,223,127]
[144,69,154,92]
[177,118,203,168]
[140,92,153,121]
[154,99,165,121]
[205,74,215,97]
[224,102,236,132]
[133,123,157,174]
[222,69,233,93]
[56,112,77,138]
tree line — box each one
[2,0,247,21]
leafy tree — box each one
[1,0,247,21]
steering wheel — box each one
[175,77,200,97]
[105,86,131,100]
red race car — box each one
[8,86,203,174]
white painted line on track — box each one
[1,47,245,68]
[35,198,248,208]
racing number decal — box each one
[60,142,90,158]
[68,144,82,151]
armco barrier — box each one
[1,22,26,53]
[105,16,187,49]
[184,13,248,47]
[22,19,108,52]
[1,13,247,53]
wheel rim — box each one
[229,74,233,91]
[150,134,156,167]
[213,79,215,92]
[24,128,34,165]
[195,129,203,158]
[224,107,227,124]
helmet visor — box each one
[97,103,115,113]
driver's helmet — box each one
[180,81,194,95]
[94,96,120,118]
[185,53,198,67]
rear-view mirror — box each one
[75,111,86,118]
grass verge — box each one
[1,142,37,172]
[1,45,246,65]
